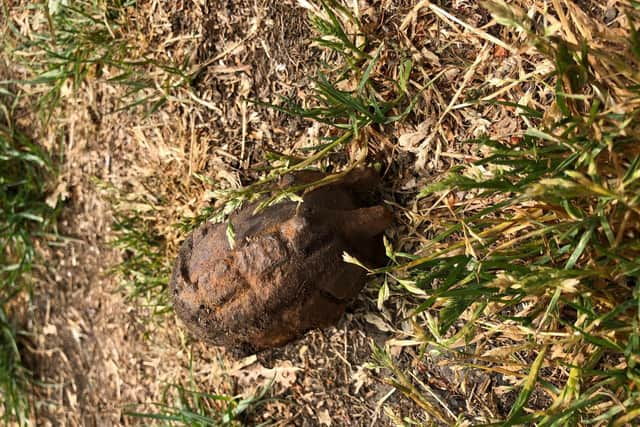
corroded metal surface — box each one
[170,169,392,353]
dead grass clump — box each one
[367,1,640,424]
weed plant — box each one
[3,0,192,123]
[0,92,58,425]
[364,2,640,425]
[127,385,270,426]
[126,357,270,426]
[111,212,172,314]
[3,0,192,317]
[208,0,430,218]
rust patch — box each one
[170,169,392,353]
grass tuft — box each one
[0,90,58,425]
[368,1,640,424]
[126,384,270,426]
[3,0,193,124]
[111,212,172,315]
[208,0,431,222]
[126,356,271,426]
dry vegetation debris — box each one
[1,0,639,425]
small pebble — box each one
[604,7,617,24]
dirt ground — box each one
[23,1,429,425]
[4,0,625,425]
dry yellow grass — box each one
[1,0,637,425]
